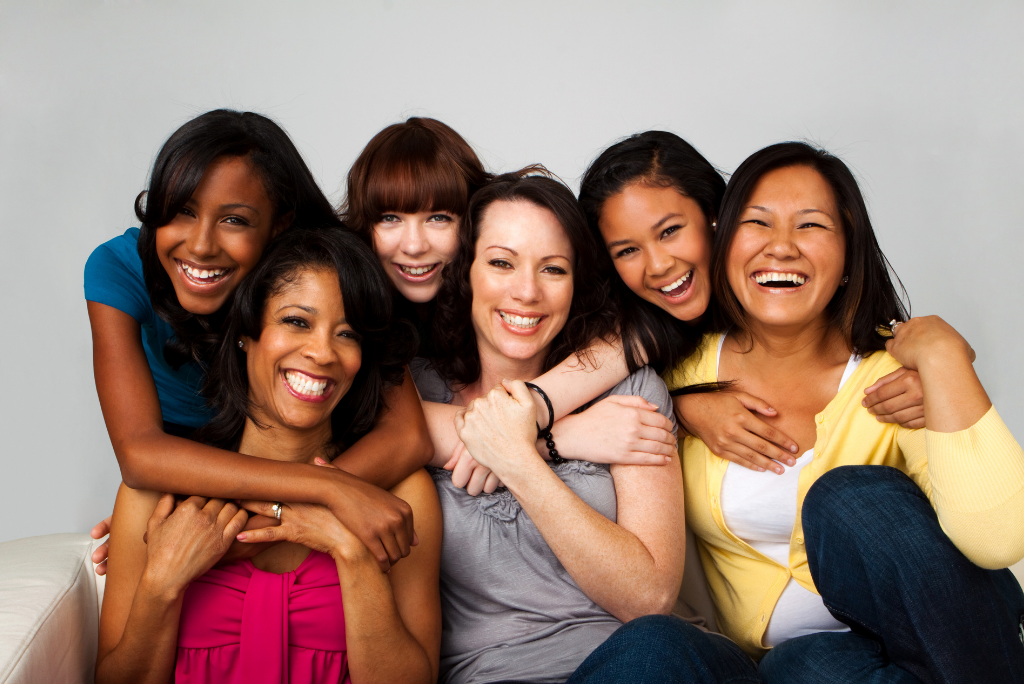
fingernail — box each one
[787,459,796,466]
[236,533,246,541]
[767,407,776,413]
[790,445,798,453]
[664,456,672,463]
[314,457,326,465]
[775,467,784,474]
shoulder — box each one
[86,228,142,273]
[608,366,677,429]
[85,228,152,322]
[409,357,452,404]
[391,470,442,529]
[662,332,721,391]
[852,350,904,388]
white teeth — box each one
[499,312,541,329]
[660,271,692,293]
[755,272,806,285]
[182,263,227,281]
[285,371,328,396]
[399,265,435,276]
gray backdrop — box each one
[2,1,1022,551]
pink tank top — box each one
[176,550,351,683]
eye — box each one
[338,329,361,341]
[798,221,826,230]
[661,224,682,239]
[427,213,454,224]
[489,259,512,269]
[223,215,252,227]
[613,246,639,259]
[281,316,309,329]
[178,206,196,218]
[742,218,770,227]
[379,214,400,224]
[542,265,568,275]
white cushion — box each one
[0,534,98,684]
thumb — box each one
[152,493,175,522]
[606,395,657,410]
[501,379,533,408]
[864,367,906,395]
[733,392,777,416]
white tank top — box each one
[717,334,858,647]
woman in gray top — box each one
[410,168,729,684]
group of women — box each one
[85,110,1024,684]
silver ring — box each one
[272,502,283,520]
[889,319,902,336]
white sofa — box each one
[1,532,1021,684]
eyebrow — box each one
[487,245,570,261]
[276,304,317,314]
[220,203,261,214]
[606,212,685,248]
[746,205,831,218]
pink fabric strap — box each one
[238,566,295,683]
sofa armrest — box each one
[0,533,99,684]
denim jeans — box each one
[564,615,759,684]
[758,465,1024,684]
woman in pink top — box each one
[96,228,442,684]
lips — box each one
[282,369,334,403]
[393,263,440,282]
[175,259,234,291]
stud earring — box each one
[237,340,244,349]
[841,276,849,285]
[712,221,717,228]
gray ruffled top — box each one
[411,359,676,684]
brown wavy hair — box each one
[340,117,491,244]
[429,167,618,389]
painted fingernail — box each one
[790,445,798,453]
[236,533,247,541]
[787,459,796,466]
[775,467,784,474]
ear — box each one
[271,211,294,238]
[239,335,253,352]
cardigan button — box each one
[795,536,804,545]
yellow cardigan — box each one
[665,333,1024,659]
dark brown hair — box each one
[340,117,491,244]
[199,228,416,451]
[429,167,618,388]
[578,131,726,374]
[135,109,342,368]
[711,142,908,354]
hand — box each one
[320,463,416,572]
[674,391,799,475]
[862,367,925,429]
[455,380,539,476]
[552,395,675,465]
[885,316,975,372]
[217,513,280,565]
[237,497,375,569]
[445,440,503,496]
[90,515,112,576]
[142,495,248,599]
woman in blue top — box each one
[86,110,432,572]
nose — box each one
[763,225,800,260]
[398,219,429,258]
[645,243,675,280]
[185,218,219,260]
[302,328,337,366]
[509,269,541,304]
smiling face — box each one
[469,200,574,370]
[155,156,286,315]
[241,268,362,437]
[599,184,713,323]
[372,210,459,303]
[726,164,846,332]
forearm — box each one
[336,557,433,684]
[499,456,678,621]
[531,335,628,422]
[96,575,183,684]
[917,353,991,433]
[332,369,433,488]
[422,401,464,467]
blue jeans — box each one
[759,465,1024,684]
[564,615,759,684]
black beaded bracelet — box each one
[524,382,564,464]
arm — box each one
[88,301,413,570]
[889,315,1024,568]
[456,380,686,621]
[96,486,246,684]
[238,464,442,684]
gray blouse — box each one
[411,359,677,684]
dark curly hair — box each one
[429,166,618,388]
[135,109,343,369]
[712,142,909,355]
[578,131,726,374]
[198,228,416,452]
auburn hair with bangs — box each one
[341,117,491,242]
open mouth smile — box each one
[282,369,334,403]
[394,263,440,281]
[655,270,694,300]
[753,271,807,289]
[498,310,544,333]
[176,259,234,287]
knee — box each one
[803,466,922,539]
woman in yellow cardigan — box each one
[666,142,1024,683]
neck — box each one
[236,413,334,464]
[733,316,850,370]
[461,340,547,403]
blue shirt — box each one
[84,228,213,428]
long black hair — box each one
[199,228,416,451]
[430,167,618,388]
[578,131,726,373]
[135,109,343,369]
[711,142,909,354]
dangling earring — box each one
[237,340,244,349]
[841,276,849,285]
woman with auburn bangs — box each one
[411,168,738,684]
[343,119,686,495]
[665,142,1024,682]
[97,229,442,684]
[86,109,431,575]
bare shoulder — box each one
[389,469,442,544]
